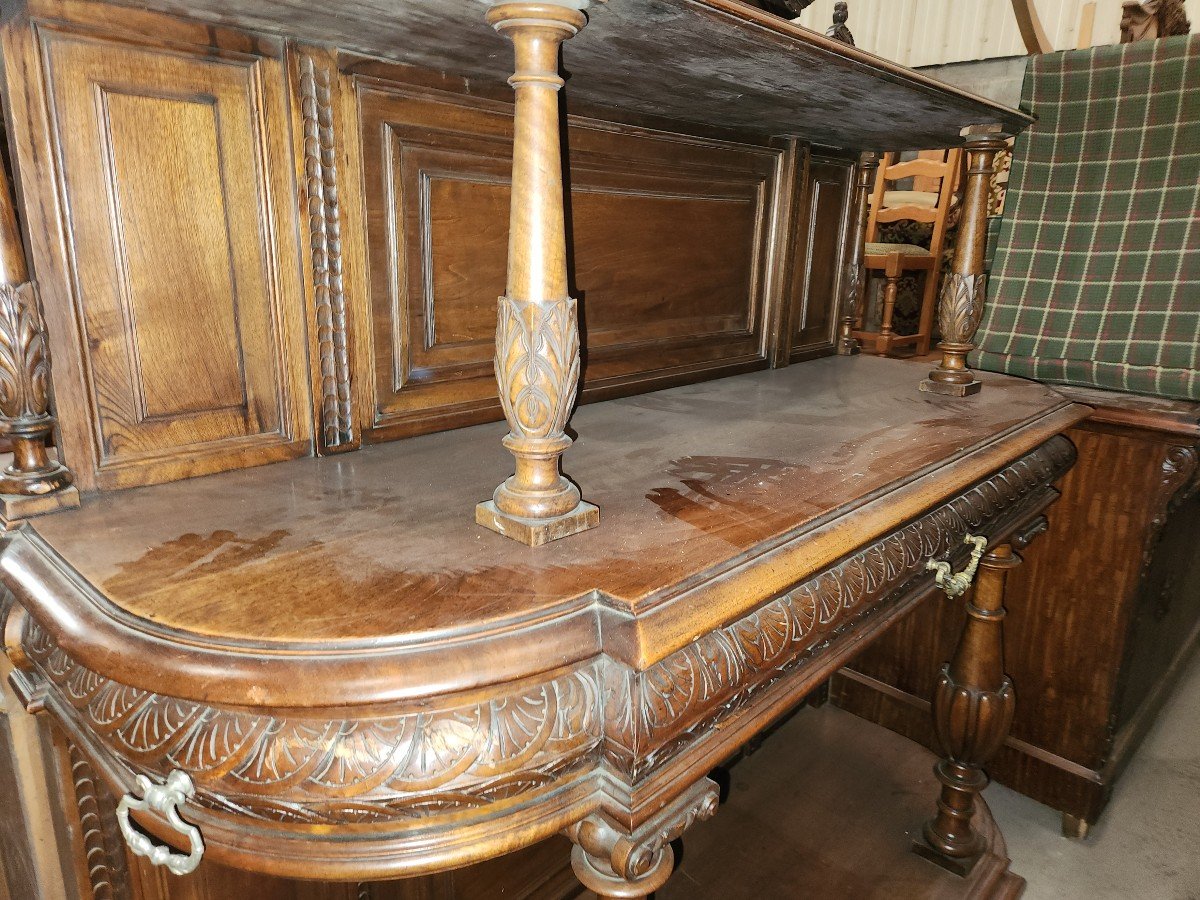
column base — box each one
[476,499,598,546]
[920,378,982,397]
[0,484,80,522]
[912,836,982,878]
[836,338,861,356]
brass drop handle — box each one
[116,770,204,875]
[927,534,988,598]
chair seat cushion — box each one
[864,242,932,257]
[882,190,939,210]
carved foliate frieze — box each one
[937,272,988,346]
[0,281,51,426]
[13,438,1073,829]
[604,436,1075,776]
[494,296,580,441]
[21,627,602,825]
[299,54,353,449]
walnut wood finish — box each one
[0,162,76,517]
[836,391,1200,835]
[921,128,1009,398]
[920,544,1019,870]
[837,152,876,357]
[93,0,1031,148]
[0,358,1085,890]
[474,1,599,545]
[660,703,1024,900]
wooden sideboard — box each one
[0,0,1081,897]
[834,386,1200,838]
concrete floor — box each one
[987,651,1200,900]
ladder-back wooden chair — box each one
[852,149,961,356]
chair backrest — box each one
[865,149,962,250]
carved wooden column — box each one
[920,126,1008,397]
[0,168,77,518]
[476,0,599,546]
[837,151,877,356]
[565,778,719,898]
[917,543,1019,873]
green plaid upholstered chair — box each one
[973,34,1199,401]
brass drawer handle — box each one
[116,771,204,876]
[927,534,988,598]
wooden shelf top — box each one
[107,0,1032,148]
[3,358,1086,709]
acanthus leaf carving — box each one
[937,272,988,345]
[494,295,580,440]
[0,281,50,423]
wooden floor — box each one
[648,702,1022,900]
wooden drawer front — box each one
[790,156,851,359]
[42,33,308,488]
[357,83,777,439]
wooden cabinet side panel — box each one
[788,155,851,361]
[9,20,312,491]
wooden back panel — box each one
[350,77,785,442]
[4,2,846,492]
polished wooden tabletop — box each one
[4,357,1084,707]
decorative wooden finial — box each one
[0,166,77,518]
[476,0,599,546]
[838,151,877,356]
[920,125,1008,398]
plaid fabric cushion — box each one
[973,34,1200,401]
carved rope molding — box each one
[300,55,353,449]
[68,741,132,900]
[602,435,1076,776]
[10,438,1073,826]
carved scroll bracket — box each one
[921,125,1009,398]
[565,777,719,897]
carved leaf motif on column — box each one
[937,272,988,344]
[0,281,50,422]
[495,296,580,440]
[300,54,353,448]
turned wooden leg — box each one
[921,125,1009,397]
[0,167,77,518]
[837,151,877,356]
[876,254,901,356]
[475,0,599,546]
[565,778,719,898]
[919,543,1019,872]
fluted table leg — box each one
[920,125,1008,397]
[565,778,719,898]
[837,151,877,356]
[0,167,77,519]
[476,0,599,546]
[917,543,1019,874]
